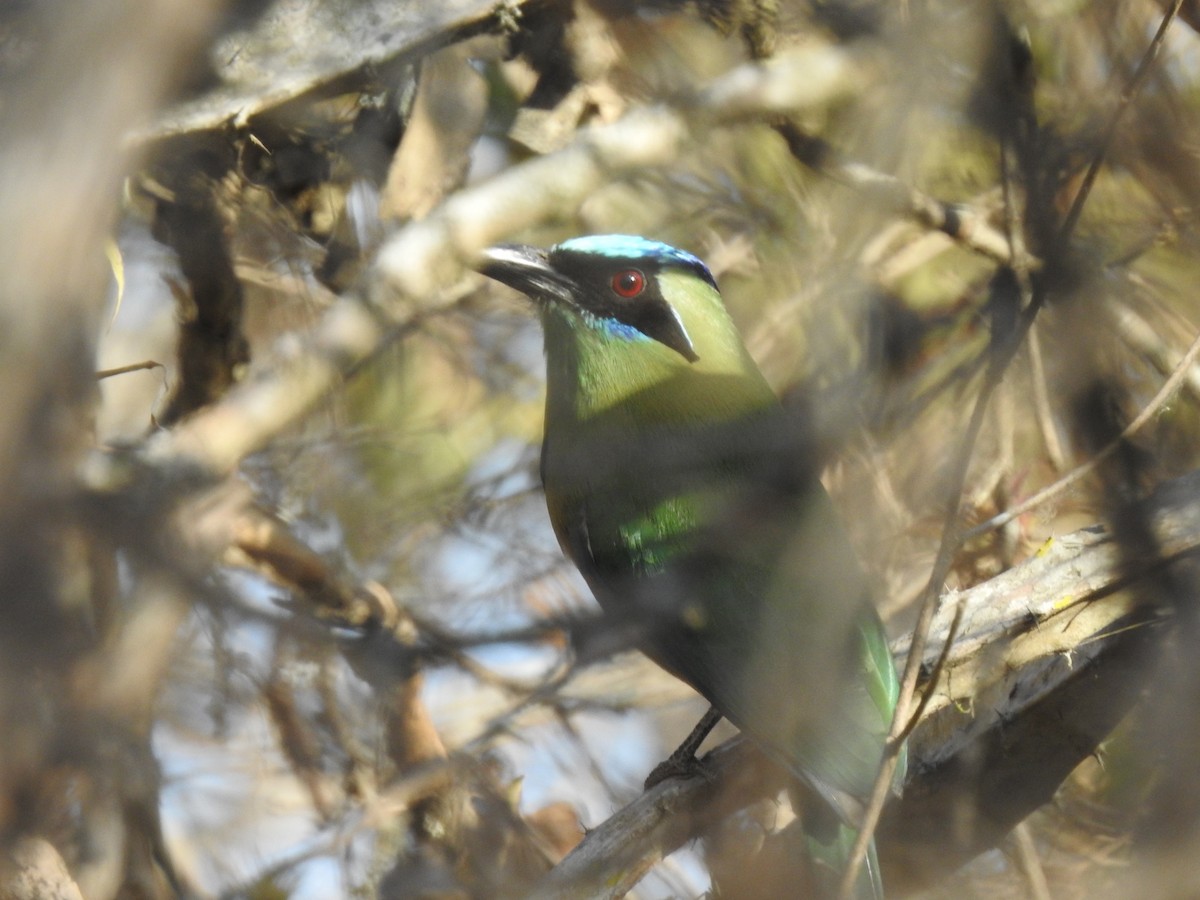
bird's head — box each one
[480,234,770,422]
[480,235,731,363]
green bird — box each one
[480,235,903,897]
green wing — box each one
[560,446,900,813]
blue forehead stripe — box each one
[555,234,714,283]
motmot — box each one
[480,235,903,897]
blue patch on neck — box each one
[555,234,714,286]
[598,318,650,344]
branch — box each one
[774,124,1019,265]
[371,40,867,298]
[128,0,513,143]
[0,838,84,900]
[529,739,786,900]
[529,466,1200,897]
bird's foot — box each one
[644,705,724,790]
[644,749,712,790]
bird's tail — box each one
[806,822,883,900]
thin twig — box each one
[1057,0,1184,243]
[898,599,963,743]
[1008,821,1053,900]
[1028,325,1066,471]
[774,123,1018,265]
[464,659,580,752]
[965,324,1200,543]
[1108,292,1200,404]
[838,314,1027,898]
[95,359,163,380]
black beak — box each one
[478,244,578,308]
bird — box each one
[479,234,903,897]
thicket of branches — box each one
[3,0,1200,897]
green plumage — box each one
[481,236,904,897]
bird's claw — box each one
[644,751,712,790]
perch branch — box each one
[532,467,1200,897]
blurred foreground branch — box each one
[104,34,1019,489]
[88,38,869,486]
[25,1,1200,895]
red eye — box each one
[611,269,646,298]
